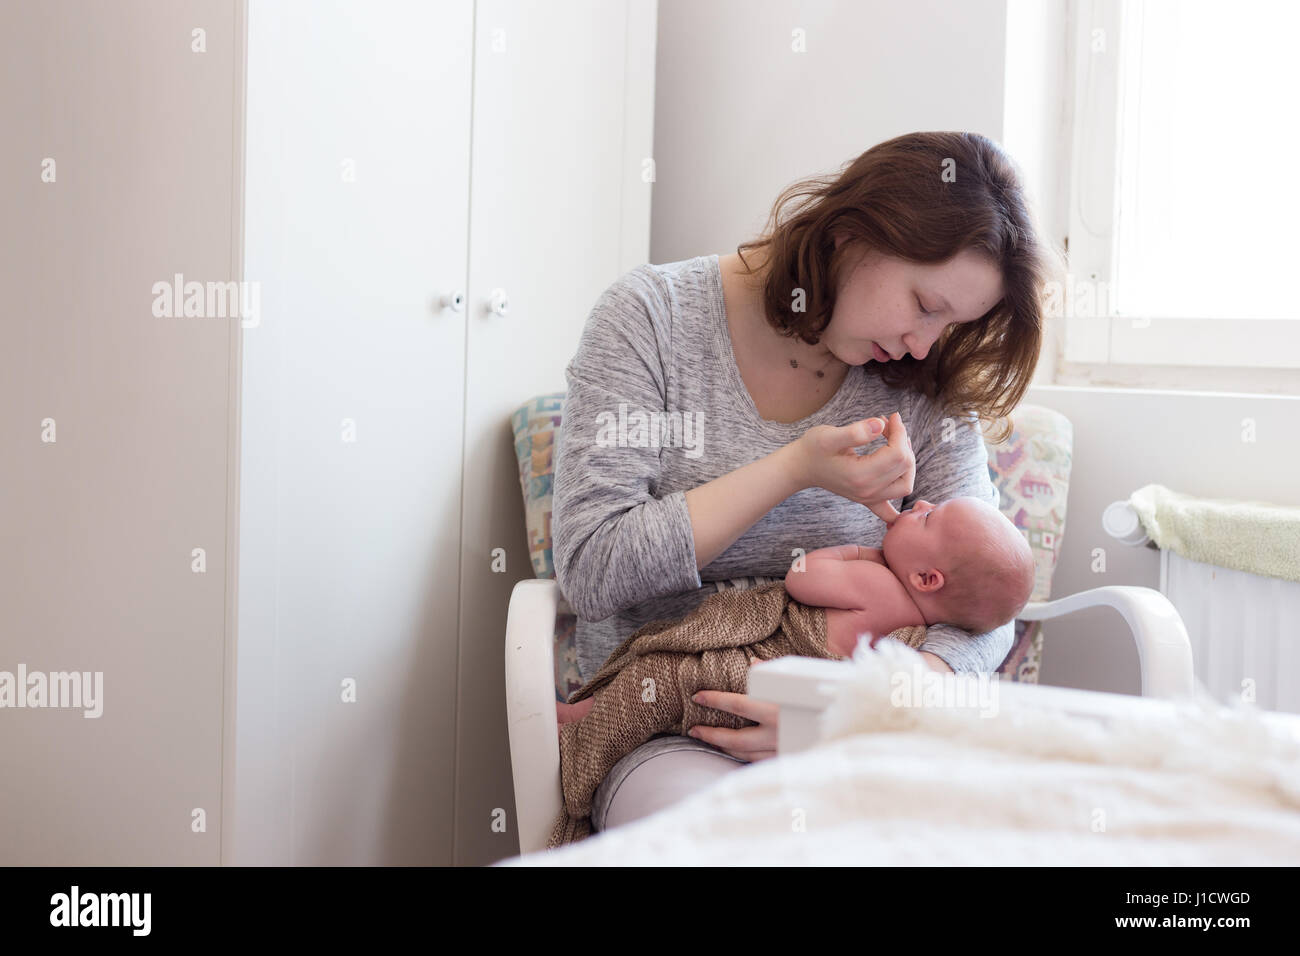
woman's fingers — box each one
[866,498,901,524]
[688,690,780,762]
[691,689,777,725]
[834,418,883,452]
[688,723,776,763]
[848,460,913,508]
[861,414,915,499]
[803,411,916,511]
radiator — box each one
[1161,551,1300,714]
[1105,500,1300,714]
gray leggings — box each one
[590,734,747,832]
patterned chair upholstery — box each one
[987,405,1075,682]
[511,393,1073,701]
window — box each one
[1065,0,1300,369]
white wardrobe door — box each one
[456,0,657,865]
[239,0,473,865]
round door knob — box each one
[439,291,465,313]
[488,288,510,317]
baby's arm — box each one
[785,549,895,609]
[797,544,885,564]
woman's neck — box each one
[720,249,839,367]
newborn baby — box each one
[558,493,1033,721]
[549,495,1034,845]
[799,494,1036,658]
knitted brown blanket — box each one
[547,581,928,848]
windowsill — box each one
[1049,360,1300,398]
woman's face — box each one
[820,240,1005,366]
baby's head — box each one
[881,495,1034,634]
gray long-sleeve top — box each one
[552,254,1015,682]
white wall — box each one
[650,0,1009,265]
[1024,385,1300,695]
[650,0,1073,388]
[0,0,244,864]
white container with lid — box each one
[1102,499,1152,547]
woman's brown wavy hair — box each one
[736,131,1062,444]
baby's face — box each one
[880,496,993,573]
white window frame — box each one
[1065,0,1300,370]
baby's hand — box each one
[556,697,595,726]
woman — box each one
[551,131,1057,832]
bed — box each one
[502,641,1300,866]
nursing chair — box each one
[504,394,1194,855]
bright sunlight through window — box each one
[1113,0,1300,321]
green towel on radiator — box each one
[1129,483,1300,584]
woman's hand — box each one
[686,690,779,763]
[690,647,951,757]
[792,412,916,525]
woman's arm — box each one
[552,275,808,621]
[551,281,700,621]
[900,400,1016,673]
[683,417,902,569]
[681,443,809,569]
[918,651,955,673]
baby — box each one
[796,494,1036,658]
[561,493,1035,718]
[549,494,1035,845]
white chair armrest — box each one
[1017,585,1194,698]
[504,578,563,855]
[749,584,1195,756]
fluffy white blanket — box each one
[504,641,1300,866]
